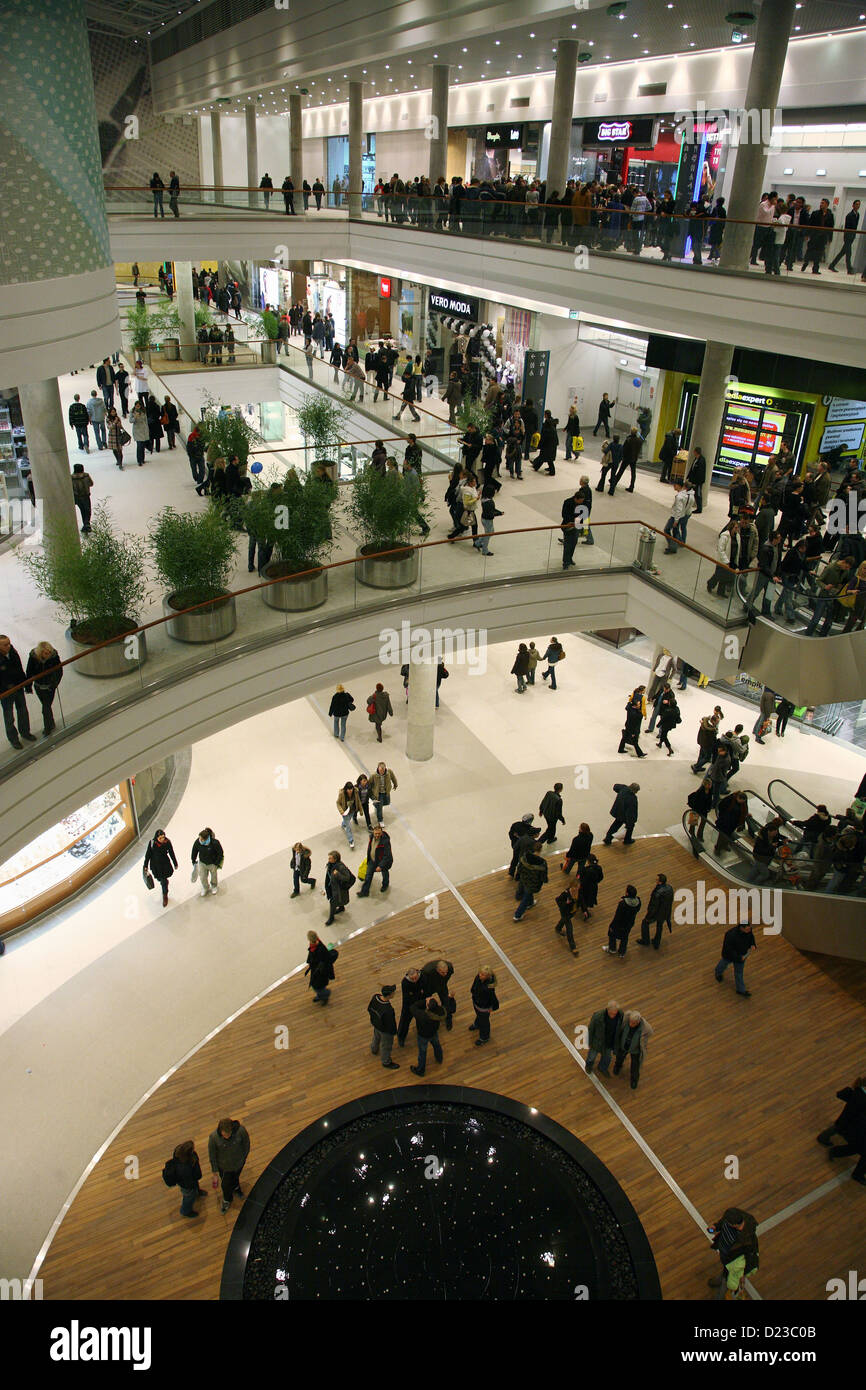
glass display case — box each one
[0,782,136,935]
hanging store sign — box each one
[428,288,480,321]
[483,124,524,148]
[582,117,656,147]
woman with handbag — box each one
[106,406,128,469]
[144,829,178,907]
[161,396,179,449]
[130,400,150,465]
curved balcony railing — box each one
[103,182,866,288]
[735,567,866,640]
[0,517,752,779]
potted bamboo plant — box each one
[125,303,157,364]
[247,471,336,611]
[345,461,428,589]
[149,505,239,643]
[20,505,149,677]
[258,309,279,364]
[296,393,347,484]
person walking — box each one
[191,827,223,896]
[328,684,355,741]
[508,812,541,877]
[368,984,400,1069]
[817,1076,866,1185]
[714,921,756,996]
[409,995,446,1075]
[163,1139,205,1219]
[593,392,615,438]
[662,483,693,553]
[393,359,422,422]
[114,363,130,417]
[655,687,681,757]
[441,372,463,425]
[531,410,559,476]
[611,426,641,495]
[0,635,35,750]
[541,636,565,690]
[691,706,724,773]
[396,967,425,1047]
[603,885,642,958]
[208,1117,250,1213]
[560,490,582,569]
[24,641,63,736]
[539,782,565,845]
[96,358,115,411]
[336,780,362,849]
[562,823,593,876]
[513,840,549,921]
[554,880,582,956]
[468,967,499,1045]
[828,199,861,275]
[357,824,393,897]
[143,828,178,908]
[150,171,165,218]
[526,641,540,685]
[105,408,126,471]
[70,463,95,531]
[511,642,530,693]
[290,842,316,897]
[604,782,640,846]
[370,762,397,825]
[366,683,393,742]
[619,686,647,758]
[658,427,681,484]
[323,850,354,925]
[613,1009,653,1090]
[637,872,674,950]
[707,1208,760,1299]
[306,929,337,1004]
[686,777,714,857]
[752,685,776,744]
[168,170,180,218]
[86,390,107,450]
[186,425,207,494]
[586,1000,623,1077]
[689,446,707,513]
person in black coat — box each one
[396,967,425,1046]
[357,825,393,896]
[409,996,446,1075]
[611,427,641,495]
[603,886,642,957]
[368,984,400,1069]
[290,842,316,897]
[531,411,559,476]
[689,448,707,513]
[562,823,593,875]
[714,922,755,996]
[420,958,455,1030]
[161,396,179,449]
[578,853,604,920]
[686,778,714,856]
[145,396,163,452]
[0,635,34,749]
[24,641,63,736]
[324,850,353,925]
[618,689,647,758]
[305,930,336,1004]
[328,684,355,741]
[638,872,674,949]
[168,1139,205,1218]
[817,1076,866,1183]
[604,782,640,845]
[539,782,565,844]
[554,881,582,955]
[191,827,224,895]
[508,813,541,876]
[656,688,681,756]
[281,175,295,214]
[143,829,178,907]
[469,968,499,1043]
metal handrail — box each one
[680,800,855,896]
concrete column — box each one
[18,379,80,543]
[245,104,259,209]
[174,260,196,363]
[405,656,437,761]
[546,39,578,199]
[428,64,450,183]
[211,112,224,205]
[348,81,363,218]
[686,341,734,467]
[719,0,797,270]
[289,94,304,213]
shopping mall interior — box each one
[2,0,866,1335]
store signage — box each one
[825,397,866,422]
[820,421,866,453]
[725,389,776,407]
[429,288,480,321]
[522,349,551,418]
[379,277,392,299]
[484,124,523,148]
[583,116,656,147]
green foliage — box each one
[344,463,427,551]
[198,393,262,467]
[126,303,157,353]
[245,471,336,574]
[296,392,348,458]
[148,505,238,608]
[194,302,213,330]
[20,504,149,642]
[259,309,280,341]
[456,393,492,436]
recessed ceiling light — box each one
[495,40,500,44]
[529,31,535,37]
[643,49,649,54]
[632,32,639,38]
[517,53,522,58]
[462,47,467,52]
[485,59,491,64]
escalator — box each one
[735,573,866,706]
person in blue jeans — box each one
[541,637,565,690]
[357,825,393,896]
[409,996,445,1075]
[714,922,755,996]
[150,171,165,218]
[169,1140,205,1219]
[328,684,355,740]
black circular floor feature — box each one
[220,1086,661,1301]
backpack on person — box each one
[530,431,541,449]
[162,1158,178,1188]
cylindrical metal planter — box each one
[163,593,237,643]
[69,623,148,678]
[261,565,328,611]
[356,544,419,590]
[261,340,277,364]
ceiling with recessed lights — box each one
[126,0,866,117]
[85,0,204,39]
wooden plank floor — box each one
[39,835,866,1301]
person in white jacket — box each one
[707,520,740,597]
[662,483,695,554]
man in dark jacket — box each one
[658,427,681,483]
[420,958,455,1028]
[539,783,565,844]
[519,398,538,460]
[0,635,35,749]
[410,996,446,1075]
[593,392,614,438]
[708,1207,760,1297]
[714,922,756,996]
[68,394,91,451]
[638,872,674,949]
[603,885,642,957]
[586,1000,623,1076]
[561,491,582,569]
[358,825,393,896]
[508,813,541,877]
[611,426,641,495]
[368,984,400,1069]
[191,827,224,895]
[513,844,549,920]
[817,1076,866,1183]
[604,782,640,846]
[801,198,834,274]
[96,358,115,410]
[207,1117,251,1212]
[689,447,707,512]
[686,778,714,856]
[397,967,425,1046]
